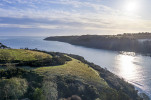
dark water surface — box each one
[0,36,151,99]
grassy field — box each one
[0,49,52,61]
[0,49,108,87]
[35,57,108,87]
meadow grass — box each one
[0,49,108,87]
[35,57,108,87]
[0,49,52,61]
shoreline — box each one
[45,39,151,57]
[44,34,151,57]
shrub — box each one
[0,78,28,100]
[33,88,45,100]
[42,81,58,100]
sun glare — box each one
[116,54,137,79]
[124,1,140,13]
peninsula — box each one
[45,33,151,55]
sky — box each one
[0,0,151,36]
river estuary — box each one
[0,36,151,99]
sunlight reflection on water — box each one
[116,55,137,79]
[114,54,149,95]
[115,54,144,81]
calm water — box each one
[0,36,151,98]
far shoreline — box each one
[44,34,151,57]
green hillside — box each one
[35,57,108,87]
[0,49,52,61]
[0,49,143,100]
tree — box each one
[0,78,28,100]
[33,88,45,100]
[42,81,58,100]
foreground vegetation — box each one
[45,33,151,55]
[0,49,71,67]
[0,47,145,100]
[0,49,52,61]
[35,57,108,87]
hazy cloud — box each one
[0,0,151,36]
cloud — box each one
[0,16,110,30]
[0,0,151,36]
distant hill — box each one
[0,48,145,100]
[0,42,8,49]
[44,33,151,55]
[117,32,151,39]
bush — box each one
[33,88,45,100]
[56,75,99,100]
[42,81,58,100]
[0,78,28,100]
[0,68,27,78]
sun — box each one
[125,1,140,13]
